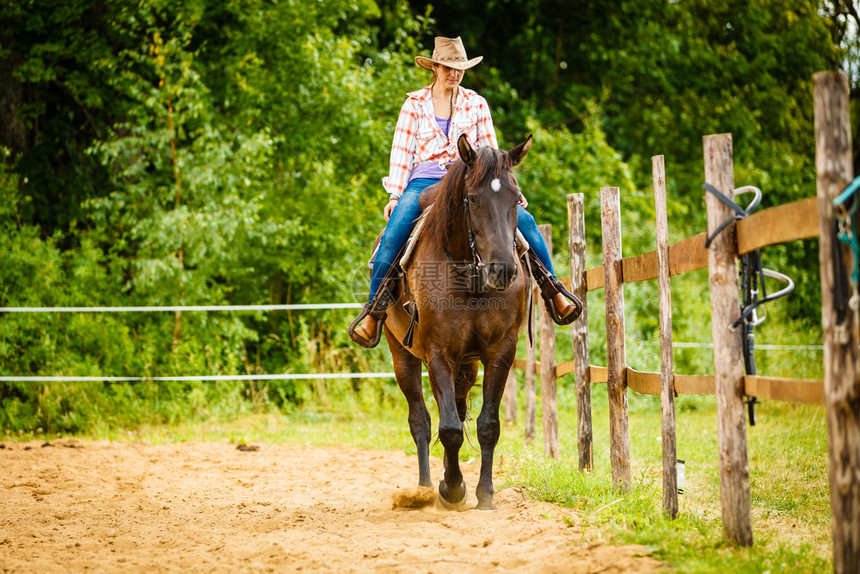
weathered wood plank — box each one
[621,251,659,284]
[674,375,716,395]
[585,266,605,291]
[814,70,860,574]
[568,193,593,471]
[561,197,818,291]
[653,154,679,519]
[555,360,576,378]
[704,133,753,547]
[669,232,710,276]
[626,369,661,395]
[737,197,819,255]
[589,366,608,383]
[512,361,823,406]
[744,376,824,405]
[601,187,631,491]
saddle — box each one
[418,183,440,211]
[366,183,440,270]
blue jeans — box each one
[517,205,554,275]
[368,178,555,299]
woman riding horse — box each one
[349,36,580,348]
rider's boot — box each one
[525,249,583,326]
[349,287,395,349]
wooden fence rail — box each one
[515,360,824,405]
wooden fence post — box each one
[504,367,517,425]
[538,224,559,459]
[703,133,753,546]
[601,187,631,490]
[814,70,860,574]
[525,281,538,443]
[568,193,593,472]
[653,155,679,518]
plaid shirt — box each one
[382,84,498,196]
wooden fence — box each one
[508,71,860,571]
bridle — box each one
[443,179,525,294]
[442,193,487,292]
[463,193,489,288]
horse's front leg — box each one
[474,348,516,510]
[428,354,466,507]
[385,328,433,488]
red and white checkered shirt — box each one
[382,84,498,197]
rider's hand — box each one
[518,193,528,208]
[384,198,399,221]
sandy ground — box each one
[0,439,662,573]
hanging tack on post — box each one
[703,133,753,547]
[568,193,593,472]
[601,187,631,491]
[652,155,679,519]
[814,70,860,574]
[538,224,559,460]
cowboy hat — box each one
[415,36,483,71]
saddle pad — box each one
[366,233,382,269]
[399,206,433,271]
[515,228,530,258]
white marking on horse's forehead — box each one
[491,178,501,192]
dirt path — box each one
[0,439,661,573]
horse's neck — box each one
[441,222,471,261]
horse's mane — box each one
[423,147,512,254]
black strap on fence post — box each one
[702,183,795,426]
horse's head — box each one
[458,134,532,291]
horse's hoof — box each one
[475,483,497,510]
[438,480,467,509]
[475,498,498,511]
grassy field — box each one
[99,372,833,574]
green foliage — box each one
[517,105,645,256]
[0,0,853,432]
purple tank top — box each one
[408,117,452,183]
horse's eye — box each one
[468,196,478,204]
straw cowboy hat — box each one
[415,36,483,71]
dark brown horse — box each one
[383,134,531,510]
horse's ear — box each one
[509,134,533,167]
[458,134,476,167]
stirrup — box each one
[543,280,582,326]
[348,289,394,348]
[523,250,583,326]
[349,309,385,348]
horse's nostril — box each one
[485,263,518,290]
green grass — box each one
[502,391,831,573]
